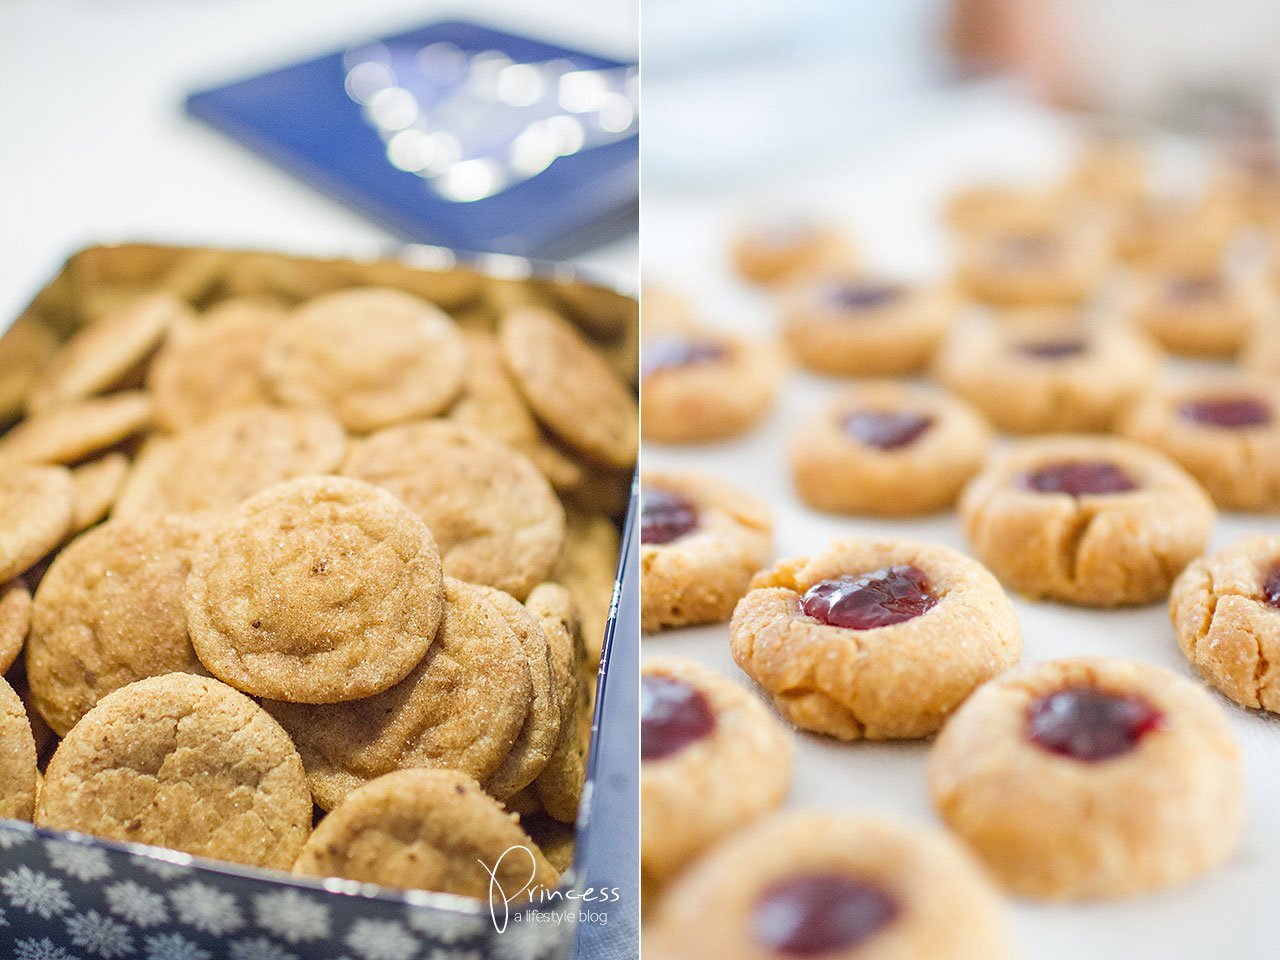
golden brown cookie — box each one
[186,476,443,703]
[960,436,1216,606]
[928,657,1242,899]
[731,538,1021,740]
[263,578,532,810]
[1120,263,1270,357]
[26,293,191,414]
[500,307,638,469]
[1068,137,1147,204]
[528,583,589,823]
[791,381,992,516]
[0,579,31,674]
[956,218,1112,305]
[293,769,558,898]
[343,421,565,601]
[0,465,74,583]
[1170,535,1280,711]
[446,329,543,452]
[0,317,58,424]
[730,218,857,285]
[641,471,772,633]
[112,405,345,519]
[1112,196,1238,268]
[945,183,1069,234]
[36,673,311,869]
[646,812,1011,960]
[642,657,792,888]
[522,813,575,874]
[27,514,208,735]
[0,676,37,821]
[553,511,621,667]
[0,392,152,467]
[67,452,129,534]
[263,287,468,432]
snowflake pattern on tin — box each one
[129,852,191,881]
[44,841,111,883]
[0,825,33,850]
[426,949,486,960]
[1,867,72,919]
[226,935,299,960]
[14,937,76,960]
[344,918,419,960]
[143,931,213,960]
[65,910,133,959]
[253,888,331,943]
[103,880,168,928]
[405,906,484,944]
[168,881,244,936]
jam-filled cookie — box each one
[641,329,783,443]
[730,218,856,285]
[955,218,1112,305]
[778,278,954,377]
[928,657,1243,899]
[1121,377,1280,511]
[960,436,1214,605]
[642,657,792,889]
[1171,535,1280,710]
[934,310,1161,434]
[645,811,1011,960]
[790,381,991,515]
[944,184,1068,234]
[730,538,1020,740]
[640,471,772,633]
[1120,263,1271,357]
[1111,196,1238,268]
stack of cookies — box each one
[0,245,637,901]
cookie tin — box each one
[0,243,638,960]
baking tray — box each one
[0,243,638,960]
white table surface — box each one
[0,0,638,329]
[642,90,1280,958]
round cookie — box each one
[0,317,58,424]
[552,510,621,666]
[730,538,1020,740]
[934,309,1161,433]
[641,471,772,633]
[446,329,543,453]
[730,218,856,285]
[778,278,954,376]
[528,583,590,823]
[186,476,444,703]
[1111,196,1237,269]
[1120,377,1280,511]
[645,811,1011,960]
[960,436,1214,605]
[945,183,1069,234]
[1068,137,1147,204]
[0,465,74,583]
[27,514,208,735]
[0,676,37,821]
[146,297,283,430]
[26,292,191,414]
[641,328,782,444]
[263,287,467,432]
[1171,535,1280,710]
[293,769,559,898]
[955,218,1112,305]
[112,405,345,519]
[500,306,638,469]
[0,392,152,467]
[0,580,31,674]
[928,657,1242,899]
[342,421,564,601]
[67,452,129,534]
[1121,263,1270,356]
[641,657,792,888]
[263,578,532,810]
[36,673,312,870]
[1241,318,1280,376]
[791,381,991,515]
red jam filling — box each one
[641,488,699,545]
[1026,686,1163,761]
[752,874,900,956]
[829,282,900,312]
[1019,461,1137,496]
[641,675,717,762]
[1016,338,1087,359]
[801,565,937,630]
[1263,565,1280,609]
[641,335,728,380]
[1177,397,1271,429]
[841,410,933,450]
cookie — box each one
[26,514,208,735]
[0,676,37,821]
[146,297,283,430]
[1120,376,1280,510]
[522,813,575,874]
[0,465,74,583]
[934,309,1161,433]
[960,436,1214,605]
[500,306,638,469]
[791,381,991,515]
[641,329,783,444]
[68,452,129,534]
[343,421,565,601]
[36,673,312,869]
[1241,318,1280,376]
[293,769,559,897]
[446,329,543,453]
[641,471,772,633]
[112,405,345,518]
[778,278,954,376]
[956,219,1112,305]
[945,184,1069,234]
[186,476,443,703]
[0,317,58,423]
[263,287,468,432]
[26,292,190,414]
[731,538,1021,740]
[0,391,152,467]
[1120,263,1270,356]
[730,218,857,285]
[645,812,1010,960]
[0,579,31,674]
[928,657,1242,899]
[528,583,589,823]
[1111,196,1238,269]
[1170,535,1280,710]
[641,657,791,888]
[552,511,620,666]
[263,578,532,810]
[1068,137,1147,204]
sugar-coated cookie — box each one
[0,676,37,821]
[67,452,129,534]
[0,392,152,468]
[528,584,591,823]
[0,465,74,583]
[0,579,31,674]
